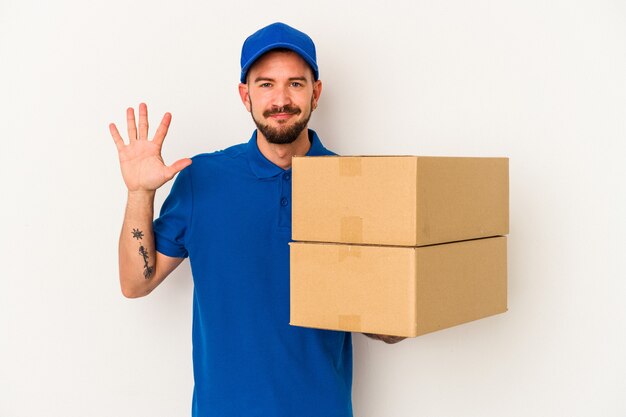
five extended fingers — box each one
[109,104,190,192]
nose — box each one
[271,85,292,108]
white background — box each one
[1,0,625,416]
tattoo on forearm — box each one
[132,228,154,279]
[138,245,154,278]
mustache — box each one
[263,105,301,117]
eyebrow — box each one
[253,76,308,83]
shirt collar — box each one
[247,129,329,179]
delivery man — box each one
[108,22,404,417]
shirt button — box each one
[284,173,291,181]
[280,197,288,207]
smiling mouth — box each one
[270,113,295,119]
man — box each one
[109,22,403,417]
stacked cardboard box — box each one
[289,156,509,337]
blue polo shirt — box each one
[153,129,353,417]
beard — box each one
[250,98,313,145]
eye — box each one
[259,82,272,88]
[291,82,303,87]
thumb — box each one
[164,158,192,180]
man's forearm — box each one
[119,190,157,297]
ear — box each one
[312,79,323,111]
[238,83,251,112]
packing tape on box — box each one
[338,315,361,332]
[338,243,362,262]
[340,216,363,243]
[339,158,362,176]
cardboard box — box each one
[292,156,509,246]
[289,236,507,337]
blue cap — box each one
[240,22,318,83]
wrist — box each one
[128,189,156,197]
[127,189,156,206]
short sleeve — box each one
[153,166,193,258]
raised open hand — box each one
[109,103,192,192]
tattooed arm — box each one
[109,103,191,298]
[118,191,184,297]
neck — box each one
[256,129,311,170]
